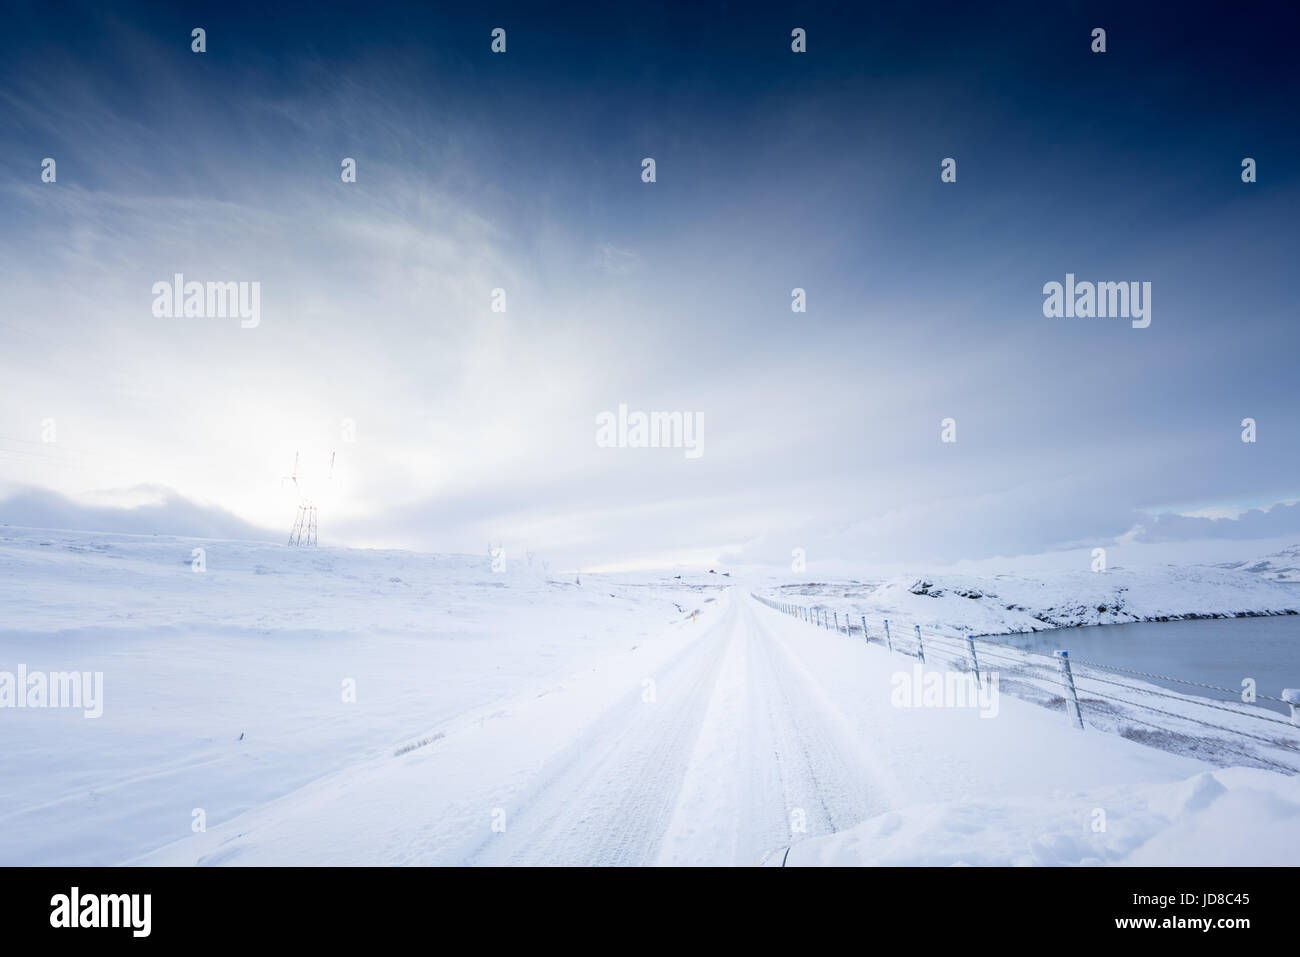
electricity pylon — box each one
[283,451,333,547]
[288,503,317,547]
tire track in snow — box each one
[466,598,736,865]
[736,597,882,851]
[467,591,884,865]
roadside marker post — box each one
[966,634,982,687]
[1056,650,1085,730]
[1283,689,1299,727]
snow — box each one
[779,767,1300,866]
[0,525,721,865]
[2,525,1297,866]
[757,568,1300,773]
[761,563,1299,645]
[1217,544,1300,583]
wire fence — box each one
[751,593,1300,775]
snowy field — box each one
[1,525,1298,866]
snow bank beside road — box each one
[779,766,1300,866]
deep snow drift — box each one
[1,525,1297,866]
[777,765,1300,866]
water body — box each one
[987,612,1300,717]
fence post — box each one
[966,634,981,687]
[1055,650,1084,730]
[883,619,893,652]
[834,612,839,633]
[1284,689,1300,726]
[861,615,868,643]
[914,625,926,664]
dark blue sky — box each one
[1,0,1297,568]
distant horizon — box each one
[4,491,1299,583]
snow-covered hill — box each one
[1216,544,1300,583]
[764,563,1298,643]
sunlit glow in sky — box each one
[1,2,1298,570]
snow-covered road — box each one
[136,586,1232,866]
[135,588,903,865]
[466,598,734,865]
[466,592,885,865]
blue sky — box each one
[1,0,1298,569]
